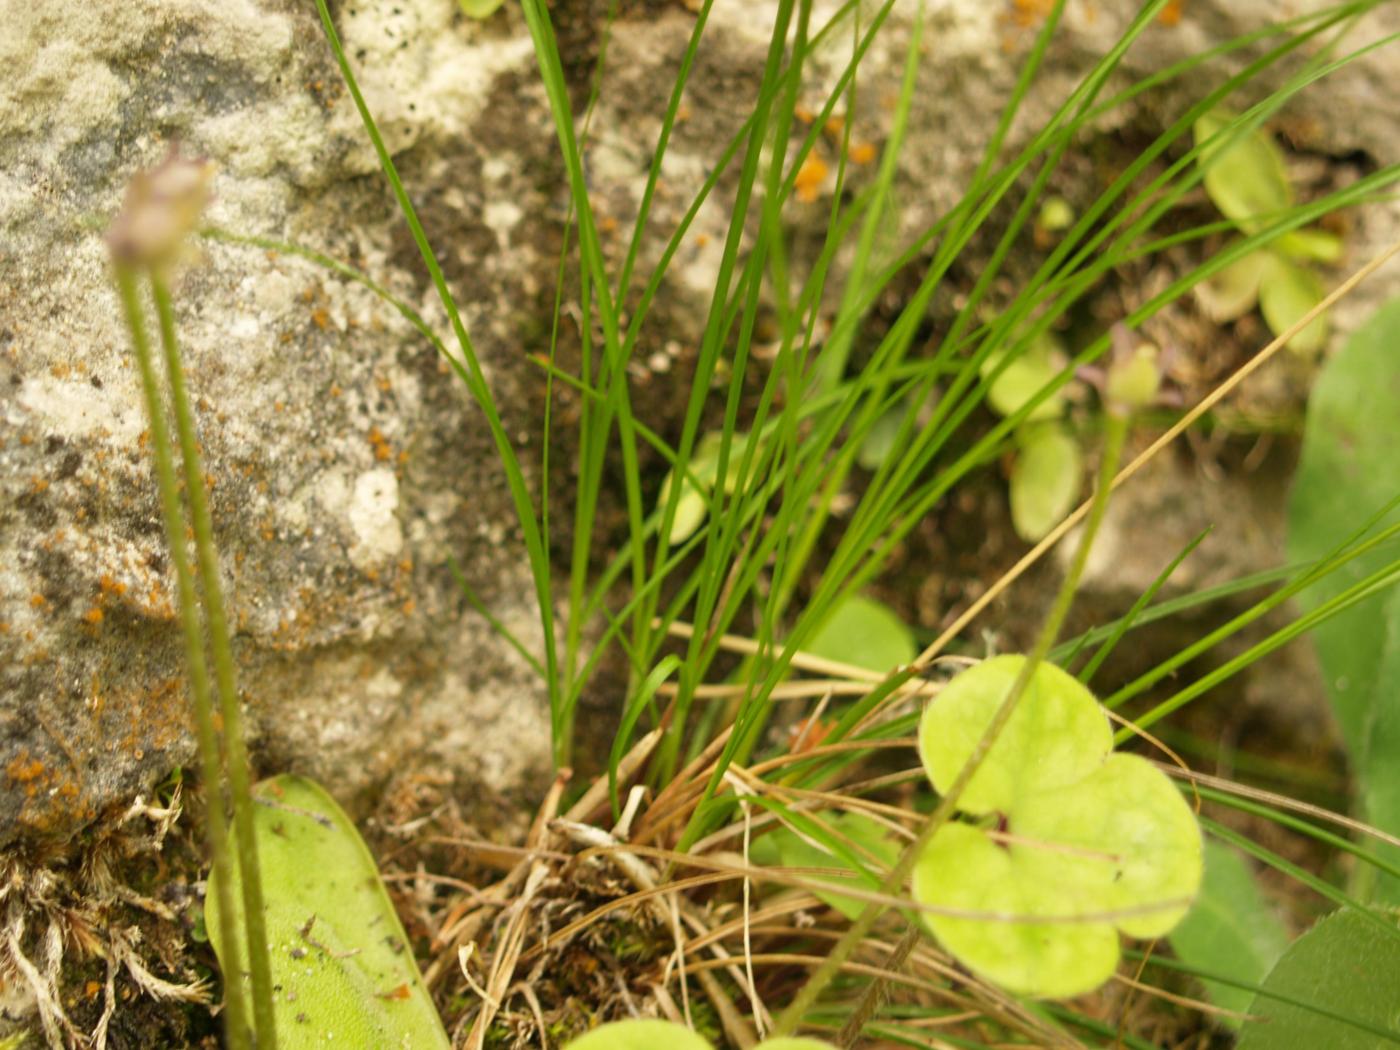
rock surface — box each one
[3,0,1399,846]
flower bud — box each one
[107,149,214,269]
[1104,342,1161,413]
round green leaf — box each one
[918,656,1112,815]
[913,658,1203,997]
[1014,754,1202,940]
[1009,423,1082,542]
[1193,110,1293,232]
[1258,255,1329,354]
[806,593,916,673]
[980,335,1067,422]
[566,1020,713,1050]
[912,821,1120,998]
[1195,245,1269,323]
[656,431,751,545]
[755,1040,839,1049]
[766,810,901,921]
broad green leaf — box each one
[1195,245,1269,323]
[766,811,901,921]
[1287,300,1400,901]
[980,334,1067,423]
[1194,110,1293,232]
[1237,908,1400,1049]
[458,0,505,16]
[918,655,1112,815]
[1009,423,1082,542]
[913,820,1120,998]
[913,657,1202,997]
[1168,841,1289,1028]
[206,775,451,1050]
[656,431,751,545]
[1258,255,1329,354]
[1278,227,1344,264]
[566,1020,712,1050]
[805,593,916,673]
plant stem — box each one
[773,410,1131,1040]
[114,265,252,1050]
[150,273,278,1048]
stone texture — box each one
[4,0,1399,846]
[0,0,560,843]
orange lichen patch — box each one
[398,558,414,574]
[824,114,845,137]
[369,427,393,462]
[401,599,416,616]
[30,477,50,493]
[82,606,104,626]
[7,755,46,784]
[330,383,343,397]
[794,154,829,204]
[311,307,330,330]
[85,981,103,1000]
[29,593,48,610]
[1158,0,1183,26]
[100,577,127,601]
[1006,0,1055,27]
[793,103,816,124]
[849,142,878,166]
[376,374,393,393]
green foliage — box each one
[655,431,752,545]
[1009,422,1082,544]
[563,1020,835,1050]
[805,593,916,673]
[458,0,506,16]
[913,656,1202,997]
[980,336,1067,423]
[1287,299,1400,902]
[1193,108,1334,353]
[206,776,451,1050]
[751,810,900,921]
[1167,840,1289,1028]
[1237,908,1400,1048]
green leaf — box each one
[1277,227,1344,264]
[565,1020,713,1050]
[656,431,751,545]
[980,334,1067,423]
[1287,300,1400,901]
[918,655,1112,815]
[206,775,451,1050]
[1237,908,1400,1049]
[458,0,506,16]
[755,1040,839,1049]
[1195,245,1269,323]
[805,593,916,673]
[1167,840,1289,1028]
[1194,109,1293,232]
[1258,255,1329,355]
[1009,423,1082,542]
[766,811,901,921]
[913,657,1202,997]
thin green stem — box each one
[150,274,277,1048]
[114,265,252,1050]
[771,411,1130,1037]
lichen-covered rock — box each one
[0,0,560,843]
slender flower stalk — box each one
[108,150,277,1050]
